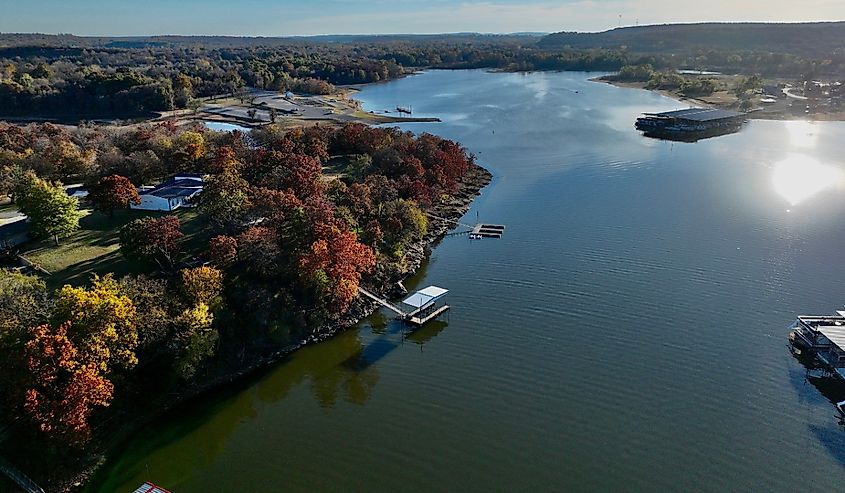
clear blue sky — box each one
[2,0,844,36]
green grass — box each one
[22,208,211,289]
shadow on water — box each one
[405,320,448,346]
[809,424,845,472]
[640,125,744,143]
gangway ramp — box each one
[357,287,407,316]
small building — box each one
[63,184,89,199]
[0,217,29,248]
[131,174,204,212]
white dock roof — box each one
[402,286,448,308]
[818,326,845,350]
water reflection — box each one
[771,154,844,205]
[405,320,448,347]
[785,120,818,149]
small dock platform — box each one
[470,224,505,239]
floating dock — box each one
[788,309,845,379]
[635,108,747,142]
[469,224,505,239]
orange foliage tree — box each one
[23,322,114,446]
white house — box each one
[131,174,204,212]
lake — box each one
[90,70,845,492]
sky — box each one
[2,0,844,36]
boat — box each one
[788,312,845,351]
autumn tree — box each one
[179,266,224,308]
[237,226,282,279]
[299,229,375,312]
[120,216,183,269]
[207,235,238,267]
[119,275,177,349]
[88,174,141,217]
[198,166,251,229]
[172,130,206,171]
[0,270,51,411]
[23,321,114,445]
[54,274,139,372]
[14,171,81,245]
[173,302,218,379]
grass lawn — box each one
[22,207,211,289]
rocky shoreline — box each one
[54,163,492,492]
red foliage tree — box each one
[88,174,141,217]
[120,216,184,269]
[237,226,282,279]
[207,235,238,267]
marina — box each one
[635,108,747,142]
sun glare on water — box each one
[784,120,818,149]
[772,153,845,206]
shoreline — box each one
[54,164,493,492]
[592,76,845,122]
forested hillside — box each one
[538,22,845,56]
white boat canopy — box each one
[837,310,845,319]
[402,286,449,308]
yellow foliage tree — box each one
[179,266,224,307]
[54,274,139,372]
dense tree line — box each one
[3,31,840,118]
[0,120,475,455]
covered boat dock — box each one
[401,286,450,325]
[358,285,450,326]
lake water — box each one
[91,70,845,492]
[202,121,252,132]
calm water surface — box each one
[92,71,845,492]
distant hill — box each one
[537,22,845,56]
[0,32,539,49]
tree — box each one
[119,275,176,349]
[237,226,282,279]
[207,235,238,267]
[0,270,51,410]
[173,303,218,379]
[14,172,81,245]
[54,274,139,372]
[120,216,183,269]
[0,269,51,343]
[179,266,224,307]
[23,321,114,445]
[299,229,375,312]
[198,167,251,229]
[88,174,141,217]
